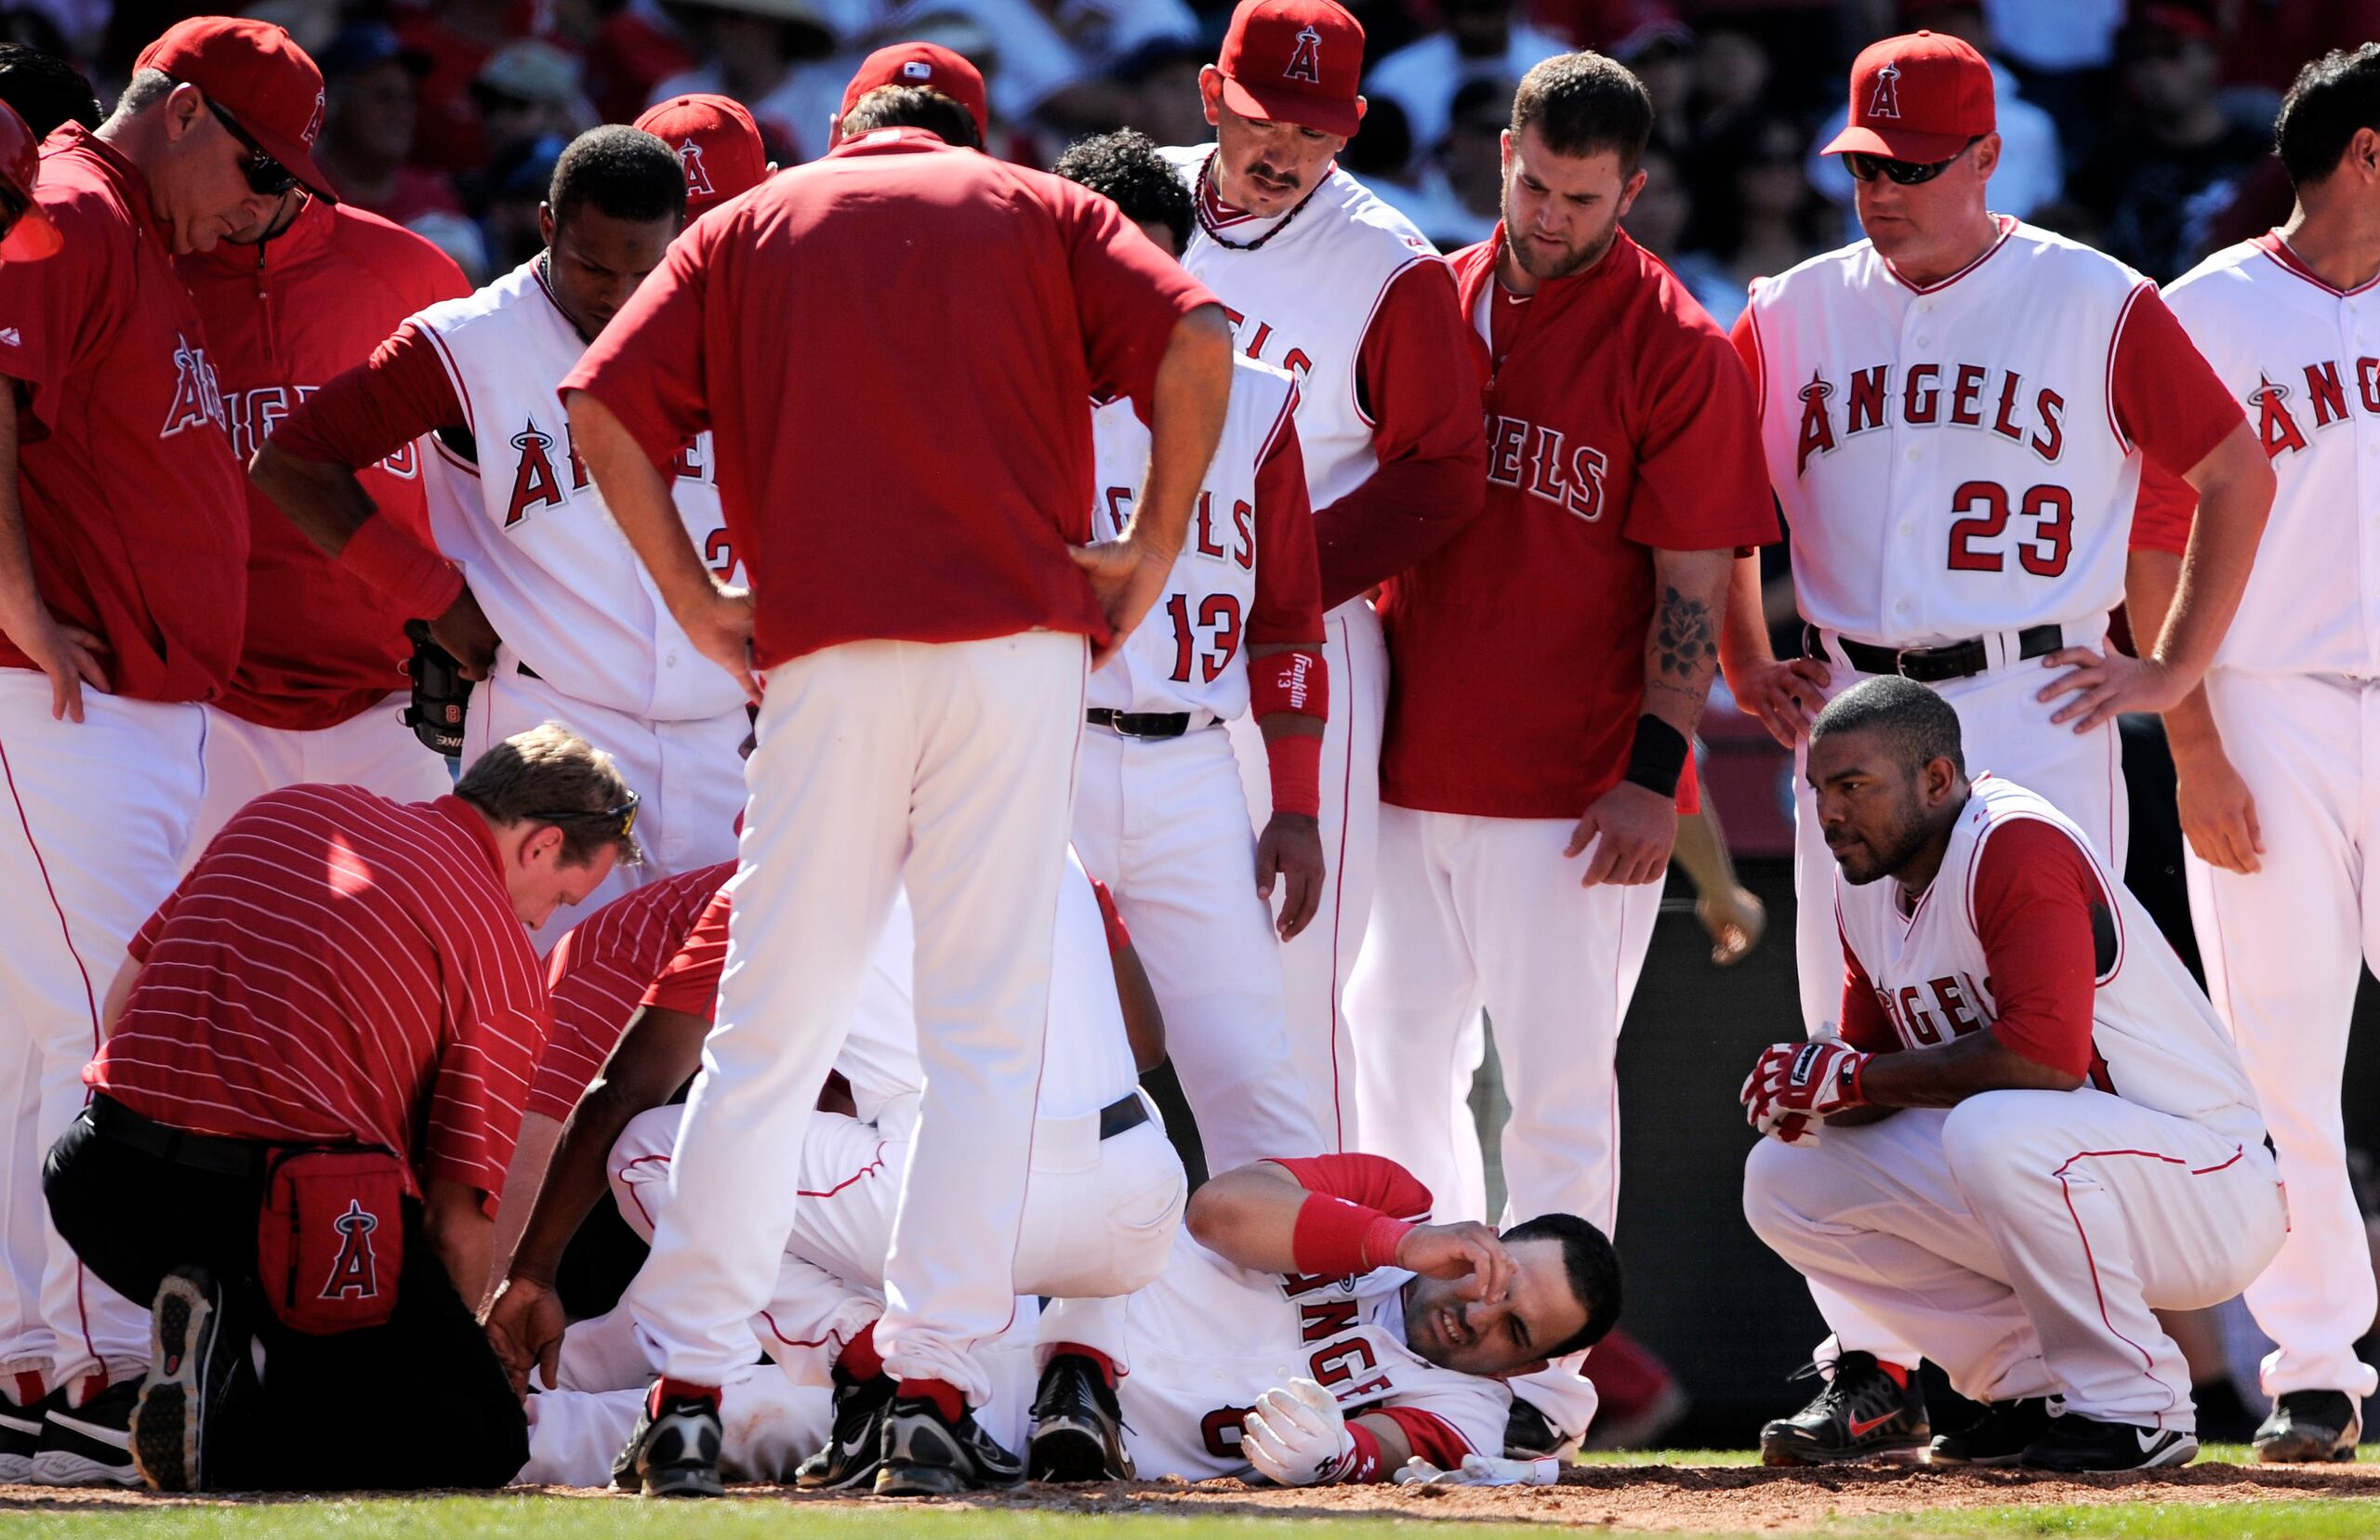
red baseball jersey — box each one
[87,786,550,1198]
[178,200,471,731]
[528,858,736,1122]
[1377,229,1776,820]
[561,127,1215,669]
[0,126,250,702]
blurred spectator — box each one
[1686,26,1768,150]
[1338,94,1414,186]
[1117,35,1211,150]
[1368,0,1567,152]
[1624,142,1740,321]
[1683,114,1825,328]
[0,39,99,135]
[407,210,495,286]
[647,0,845,165]
[241,0,338,59]
[0,6,92,65]
[394,0,552,173]
[1980,0,2120,140]
[316,24,466,228]
[1390,75,1507,252]
[2068,3,2268,278]
[1051,0,1201,76]
[1805,0,2061,239]
[2202,0,2380,98]
[474,39,597,160]
[584,1,702,124]
[1614,20,1696,160]
[483,132,568,270]
[879,0,1129,144]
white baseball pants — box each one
[2186,668,2380,1400]
[462,659,747,949]
[1227,599,1387,1151]
[625,632,1086,1403]
[1073,726,1321,1174]
[191,695,453,858]
[0,671,204,1399]
[1743,1092,2284,1428]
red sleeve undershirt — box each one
[1837,925,1899,1055]
[1727,305,1765,426]
[1970,818,2104,1079]
[1246,406,1324,645]
[270,322,467,467]
[641,887,731,1020]
[1365,1406,1473,1472]
[1269,1152,1435,1221]
[2110,285,2242,479]
[1312,261,1488,610]
[2130,461,2197,557]
[1089,876,1130,954]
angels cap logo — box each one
[320,1199,381,1301]
[1283,22,1323,84]
[1868,59,1901,120]
[304,89,325,146]
[678,138,715,198]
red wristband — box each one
[337,514,464,620]
[1250,647,1328,720]
[1291,1192,1416,1276]
[1264,730,1323,820]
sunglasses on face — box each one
[1842,137,1982,186]
[529,790,641,842]
[205,99,298,198]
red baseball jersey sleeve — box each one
[642,884,732,1020]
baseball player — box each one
[1345,55,1775,1453]
[2126,45,2380,1462]
[558,46,1230,1497]
[485,852,1184,1488]
[1741,678,2284,1472]
[635,94,774,220]
[1164,0,1488,1149]
[253,125,747,945]
[0,18,333,1484]
[178,178,470,849]
[1053,128,1330,1176]
[1721,30,2276,1459]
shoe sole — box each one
[2254,1436,2357,1465]
[135,1275,218,1493]
[2025,1437,2199,1473]
[641,1468,725,1498]
[795,1454,883,1492]
[28,1452,141,1488]
[1924,1447,2031,1468]
[1027,1425,1120,1483]
[1760,1436,1929,1468]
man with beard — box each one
[1741,678,2282,1471]
[1343,51,1772,1455]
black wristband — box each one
[1623,714,1689,796]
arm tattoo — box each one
[1651,583,1719,691]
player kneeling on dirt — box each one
[1741,678,2283,1472]
[1094,1155,1617,1484]
[44,725,638,1493]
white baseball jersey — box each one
[414,257,747,721]
[2155,233,2380,674]
[1835,775,2261,1133]
[1117,1229,1507,1480]
[1162,144,1439,511]
[1740,219,2155,646]
[1089,357,1302,719]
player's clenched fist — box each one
[1242,1377,1355,1485]
[1741,1040,1870,1139]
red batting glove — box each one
[1741,1041,1871,1137]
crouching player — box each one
[1741,678,2283,1471]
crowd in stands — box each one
[6,0,2373,296]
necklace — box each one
[1196,155,1322,252]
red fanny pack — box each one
[257,1147,408,1335]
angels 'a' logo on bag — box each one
[319,1198,382,1301]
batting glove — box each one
[1394,1454,1561,1487]
[1242,1378,1356,1486]
[1741,1040,1870,1137]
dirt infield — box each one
[3,1462,2376,1528]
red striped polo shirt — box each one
[86,786,550,1198]
[527,859,737,1122]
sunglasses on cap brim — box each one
[528,790,641,842]
[1841,136,1984,186]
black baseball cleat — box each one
[32,1379,142,1487]
[1758,1352,1929,1466]
[1927,1397,2052,1467]
[2254,1390,2361,1464]
[131,1268,250,1493]
[614,1382,725,1498]
[1503,1396,1568,1459]
[1026,1354,1133,1482]
[0,1391,50,1482]
[795,1370,895,1491]
[2019,1414,2197,1472]
[877,1393,1024,1495]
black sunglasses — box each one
[205,99,299,198]
[1842,137,1984,186]
[528,790,641,842]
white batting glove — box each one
[1394,1453,1561,1487]
[1241,1377,1356,1486]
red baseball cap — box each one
[840,42,989,143]
[134,16,338,204]
[1217,0,1366,138]
[0,103,58,261]
[636,94,770,217]
[1820,30,1994,164]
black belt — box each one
[1086,709,1195,740]
[1098,1092,1149,1140]
[1809,624,2064,684]
[85,1096,272,1178]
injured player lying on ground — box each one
[510,1151,1620,1493]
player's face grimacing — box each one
[1849,131,2000,273]
[1499,125,1644,284]
[1401,1236,1588,1378]
[537,203,681,342]
[1198,69,1349,219]
[1808,729,1937,886]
